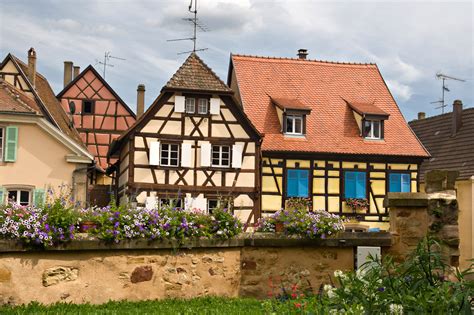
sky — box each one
[0,0,472,121]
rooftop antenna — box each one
[167,0,209,55]
[95,51,126,79]
[430,72,465,114]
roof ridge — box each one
[231,53,376,66]
[409,107,474,124]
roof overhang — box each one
[346,100,389,119]
[271,97,311,114]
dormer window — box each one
[363,119,382,139]
[285,114,304,135]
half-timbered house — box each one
[228,50,430,229]
[57,64,136,182]
[108,53,261,223]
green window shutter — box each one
[0,187,6,205]
[33,189,45,207]
[4,126,18,162]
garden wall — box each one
[0,233,391,305]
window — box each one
[212,145,230,167]
[198,99,208,114]
[363,120,382,139]
[7,189,30,206]
[208,199,219,214]
[285,114,304,135]
[159,198,183,209]
[344,171,366,198]
[207,198,232,214]
[82,100,94,114]
[160,143,179,166]
[286,169,309,197]
[389,173,411,192]
[185,98,195,113]
[0,127,4,161]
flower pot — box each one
[79,221,97,232]
[275,222,284,233]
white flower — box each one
[327,288,336,299]
[334,270,344,278]
[323,284,333,292]
[389,304,403,315]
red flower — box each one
[294,303,302,308]
[300,293,305,298]
[291,293,297,299]
[291,283,298,291]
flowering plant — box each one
[345,198,369,213]
[285,198,312,212]
[255,209,345,239]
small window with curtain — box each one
[285,114,304,135]
[7,189,31,206]
[286,169,309,197]
[389,173,411,192]
[198,99,208,114]
[363,119,382,139]
[185,98,195,113]
[344,171,366,198]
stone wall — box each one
[0,234,390,306]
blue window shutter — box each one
[355,172,366,198]
[389,174,401,192]
[4,126,18,162]
[401,174,411,192]
[33,189,45,207]
[298,170,309,197]
[345,172,356,198]
[287,170,298,197]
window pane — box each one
[8,191,16,203]
[185,98,195,113]
[294,117,302,134]
[286,117,294,133]
[389,173,401,192]
[287,170,308,197]
[198,99,208,114]
[373,121,380,138]
[355,172,366,198]
[344,172,356,198]
[20,191,29,205]
[297,170,309,197]
[401,174,411,192]
[363,121,372,138]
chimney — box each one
[63,61,73,87]
[418,112,426,120]
[27,48,36,88]
[297,49,308,60]
[452,99,463,136]
[136,84,145,118]
[73,66,80,79]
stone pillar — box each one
[385,170,460,266]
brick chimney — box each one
[27,48,36,88]
[452,100,463,136]
[73,66,80,79]
[63,61,73,87]
[136,84,145,118]
[418,112,426,120]
[297,49,308,60]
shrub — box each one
[255,209,345,239]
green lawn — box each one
[0,297,264,315]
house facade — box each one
[108,53,261,224]
[228,50,430,228]
[409,101,473,269]
[57,64,136,183]
[0,49,93,206]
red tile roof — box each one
[230,54,429,157]
[0,79,42,114]
[271,97,311,111]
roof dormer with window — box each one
[346,101,389,140]
[271,97,311,137]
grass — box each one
[0,296,264,315]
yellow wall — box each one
[0,120,87,203]
[455,179,473,269]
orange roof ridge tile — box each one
[231,53,376,67]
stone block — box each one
[241,260,257,270]
[0,268,11,282]
[130,266,153,283]
[42,267,78,287]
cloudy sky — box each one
[0,0,472,120]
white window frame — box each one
[0,126,4,162]
[285,114,304,135]
[207,199,219,214]
[7,188,31,206]
[160,143,180,167]
[198,98,208,114]
[211,145,231,168]
[159,198,183,209]
[364,120,382,140]
[185,98,195,114]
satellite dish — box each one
[69,101,76,115]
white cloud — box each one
[386,80,413,101]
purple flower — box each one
[377,287,385,292]
[114,221,120,228]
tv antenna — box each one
[430,72,465,114]
[167,0,209,55]
[95,51,126,79]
